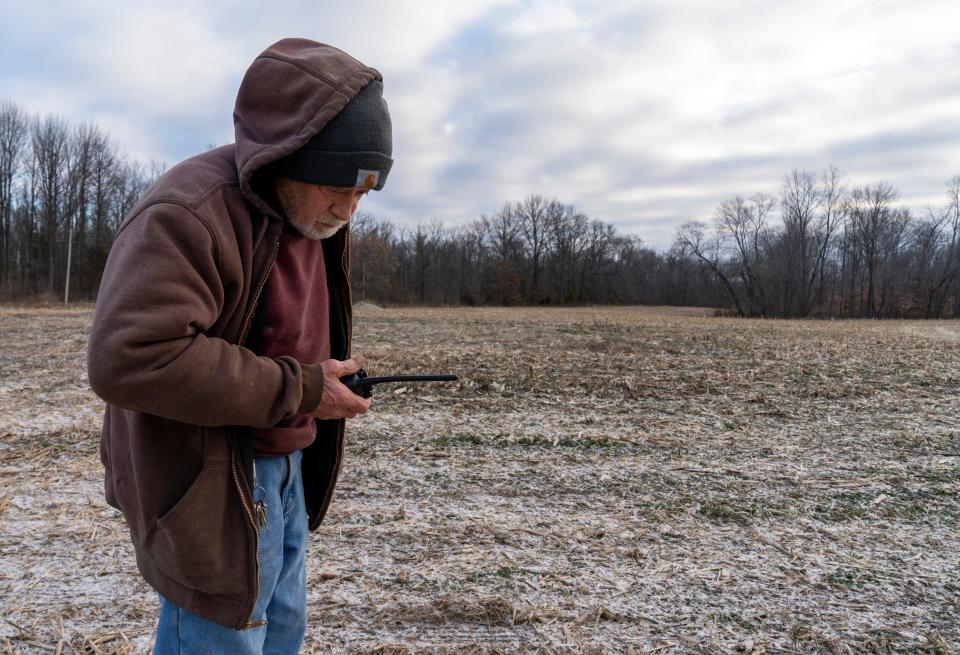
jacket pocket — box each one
[147,464,249,597]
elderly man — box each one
[87,38,388,653]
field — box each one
[0,305,957,654]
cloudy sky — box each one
[2,0,959,248]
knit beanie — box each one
[277,80,393,190]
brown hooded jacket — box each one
[87,39,380,629]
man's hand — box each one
[306,357,372,420]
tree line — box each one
[0,100,159,301]
[675,168,960,318]
[2,99,958,317]
[351,168,959,318]
[349,197,726,308]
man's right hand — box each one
[301,357,372,420]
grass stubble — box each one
[0,304,956,654]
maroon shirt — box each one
[252,222,331,455]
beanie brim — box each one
[277,150,393,190]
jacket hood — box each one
[234,38,382,218]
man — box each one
[87,38,389,653]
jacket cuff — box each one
[297,363,325,414]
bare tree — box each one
[911,176,960,317]
[581,219,618,301]
[944,175,960,316]
[87,129,118,294]
[544,202,590,302]
[0,101,28,292]
[516,194,549,302]
[396,221,446,304]
[714,194,776,315]
[677,221,746,316]
[30,115,71,292]
[846,182,901,317]
[63,122,101,302]
[483,203,523,262]
[779,169,820,314]
[815,166,846,315]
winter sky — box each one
[1,0,959,248]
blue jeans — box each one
[154,449,308,655]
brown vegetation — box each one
[0,306,957,653]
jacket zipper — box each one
[312,231,352,525]
[231,445,266,629]
[308,230,351,530]
[341,230,352,356]
[232,233,280,628]
[253,460,268,527]
[238,238,281,347]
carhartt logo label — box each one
[357,169,379,189]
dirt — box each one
[0,305,957,654]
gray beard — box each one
[287,211,345,240]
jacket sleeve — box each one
[87,202,306,428]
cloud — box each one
[383,0,960,246]
[1,0,959,248]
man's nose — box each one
[331,194,359,220]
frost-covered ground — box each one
[0,305,957,654]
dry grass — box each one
[0,305,957,654]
